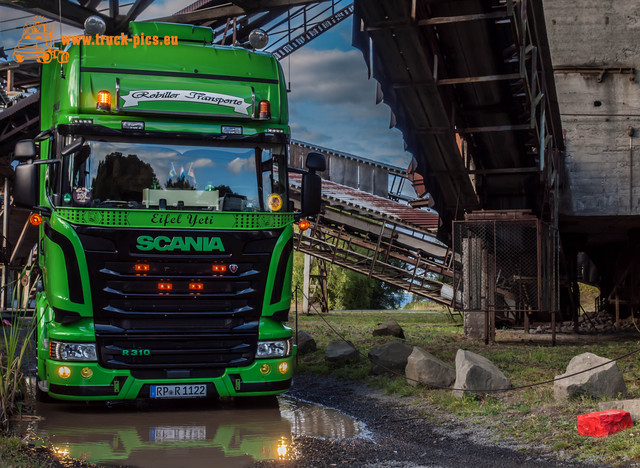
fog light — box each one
[80,367,93,379]
[260,363,271,375]
[278,362,289,374]
[58,366,71,379]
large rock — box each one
[325,340,359,365]
[554,352,627,401]
[368,341,414,375]
[453,349,511,398]
[372,319,405,339]
[296,331,317,354]
[405,347,455,388]
[599,399,640,422]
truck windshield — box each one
[57,139,288,212]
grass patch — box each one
[291,310,640,465]
[0,435,47,468]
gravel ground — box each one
[255,374,607,468]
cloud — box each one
[290,122,332,144]
[227,156,255,174]
[192,158,216,168]
[283,48,375,105]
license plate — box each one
[150,426,206,442]
[150,384,207,399]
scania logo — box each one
[136,235,225,252]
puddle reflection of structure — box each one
[21,395,365,467]
[28,399,293,468]
[279,396,367,439]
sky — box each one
[0,1,411,169]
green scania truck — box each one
[12,21,324,401]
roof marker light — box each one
[96,90,111,111]
[258,100,271,120]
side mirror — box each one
[13,163,39,208]
[305,151,326,173]
[300,172,322,217]
[13,140,37,162]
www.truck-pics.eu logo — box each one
[136,236,225,252]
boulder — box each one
[368,341,414,375]
[372,319,405,339]
[453,349,511,398]
[554,352,627,401]
[405,347,455,388]
[599,399,640,422]
[577,410,633,437]
[296,331,317,354]
[325,340,359,365]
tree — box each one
[92,152,156,202]
[166,178,195,190]
[292,251,403,310]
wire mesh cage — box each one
[452,213,558,339]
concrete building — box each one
[544,0,640,312]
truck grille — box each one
[77,227,282,371]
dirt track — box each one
[256,373,606,468]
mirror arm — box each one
[32,159,62,166]
[34,206,52,217]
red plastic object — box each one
[577,410,633,437]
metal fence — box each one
[452,214,558,340]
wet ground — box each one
[15,386,367,467]
[275,374,606,468]
[14,374,607,468]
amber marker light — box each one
[134,263,150,273]
[212,265,227,273]
[29,213,43,226]
[96,90,111,111]
[258,100,271,119]
[157,282,173,291]
[57,366,71,379]
[189,282,204,291]
[297,219,310,231]
[278,362,289,374]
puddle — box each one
[15,393,367,467]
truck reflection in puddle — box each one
[25,395,366,467]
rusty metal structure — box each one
[288,141,452,312]
[452,210,558,342]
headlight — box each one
[256,339,292,358]
[49,341,97,361]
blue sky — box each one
[0,1,410,168]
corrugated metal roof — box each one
[290,173,439,232]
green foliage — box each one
[0,268,35,430]
[0,435,49,468]
[292,252,403,310]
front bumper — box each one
[42,355,294,401]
